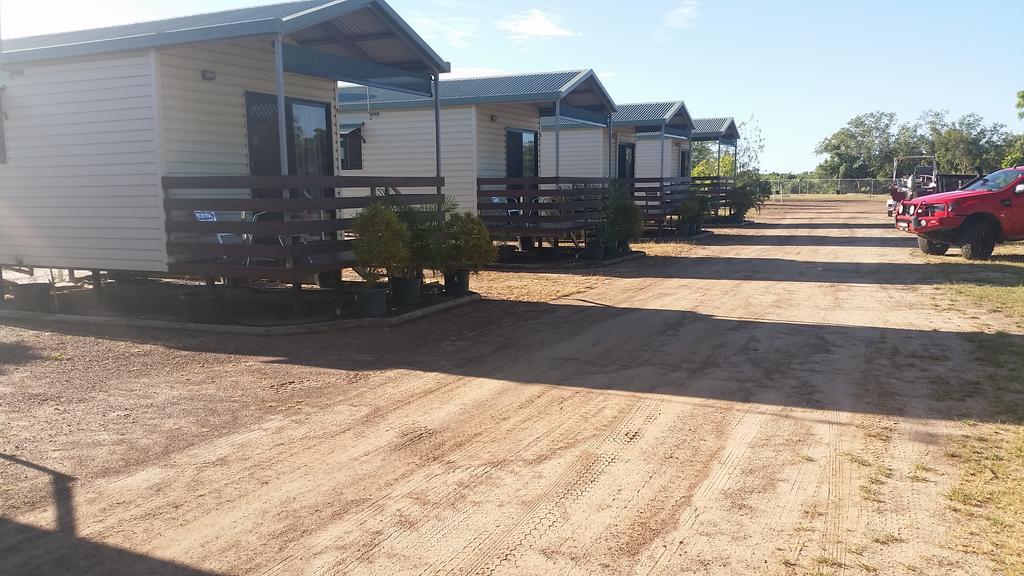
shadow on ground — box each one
[0,342,42,375]
[0,454,220,576]
[1,295,1018,424]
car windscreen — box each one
[962,169,1022,192]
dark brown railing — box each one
[625,177,691,223]
[691,176,736,216]
[476,177,612,237]
[163,175,443,283]
[476,176,701,237]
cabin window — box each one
[341,129,363,170]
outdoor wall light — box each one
[201,70,217,81]
[490,115,498,122]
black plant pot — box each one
[584,240,604,261]
[497,245,517,264]
[444,270,471,296]
[13,283,53,313]
[389,276,422,307]
[180,290,223,323]
[354,287,389,318]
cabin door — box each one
[506,129,538,179]
[617,143,636,179]
[244,92,334,198]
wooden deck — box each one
[477,176,698,238]
[163,175,444,283]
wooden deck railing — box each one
[163,175,444,283]
[476,176,699,237]
[691,176,736,216]
[476,177,612,237]
[624,177,691,222]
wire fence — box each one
[773,179,892,196]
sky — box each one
[2,0,1021,173]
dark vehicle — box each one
[895,167,1024,260]
[886,156,977,216]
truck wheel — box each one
[917,236,949,255]
[960,221,996,261]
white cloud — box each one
[407,13,480,48]
[664,0,700,29]
[443,67,513,79]
[495,9,579,43]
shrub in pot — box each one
[352,203,411,317]
[675,194,710,236]
[441,212,496,295]
[383,196,451,306]
[605,193,643,255]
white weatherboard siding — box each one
[637,137,686,179]
[158,37,340,185]
[0,53,165,271]
[539,126,636,178]
[341,105,475,211]
[476,103,542,180]
[343,103,539,214]
[539,127,601,178]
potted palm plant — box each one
[441,212,496,295]
[352,203,410,317]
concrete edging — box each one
[484,251,646,272]
[0,294,482,336]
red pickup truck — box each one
[895,167,1024,260]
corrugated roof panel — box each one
[339,70,585,107]
[540,101,692,131]
[5,0,323,51]
[3,0,449,77]
[691,117,739,141]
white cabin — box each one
[337,70,618,213]
[0,0,449,279]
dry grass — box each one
[942,335,1024,575]
[925,241,1024,572]
[924,243,1024,327]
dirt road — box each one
[0,200,1008,575]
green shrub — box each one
[729,171,773,221]
[442,212,496,272]
[352,203,411,288]
[606,194,643,241]
[675,195,703,223]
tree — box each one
[814,112,900,179]
[1005,135,1024,168]
[815,110,1014,177]
[1017,90,1024,120]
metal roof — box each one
[691,117,740,141]
[338,69,617,119]
[1,0,450,77]
[541,100,693,132]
